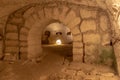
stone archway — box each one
[3,1,115,66]
[22,5,81,61]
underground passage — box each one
[0,0,120,80]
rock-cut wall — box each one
[3,1,112,63]
[1,0,120,75]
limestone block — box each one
[85,54,96,63]
[20,52,27,60]
[5,47,19,53]
[73,48,83,54]
[67,17,81,29]
[76,0,96,6]
[71,26,80,35]
[114,42,120,57]
[80,9,97,18]
[20,47,27,53]
[6,24,17,32]
[73,42,83,48]
[83,33,101,44]
[0,41,2,59]
[28,45,43,59]
[59,6,69,22]
[73,34,82,41]
[116,62,120,76]
[20,41,27,47]
[32,14,40,22]
[24,7,35,19]
[4,53,16,61]
[100,15,108,31]
[64,10,76,25]
[6,33,18,40]
[102,33,110,46]
[24,17,35,29]
[20,27,29,35]
[5,40,18,46]
[9,17,24,25]
[38,9,45,19]
[53,7,59,20]
[80,20,96,33]
[73,54,83,62]
[44,8,52,18]
[20,35,27,41]
[85,45,97,56]
[113,44,120,76]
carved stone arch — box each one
[4,1,111,64]
[22,5,82,61]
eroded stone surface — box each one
[1,0,120,75]
[100,15,108,32]
[83,33,101,44]
[6,24,17,32]
[73,34,82,41]
[80,20,96,33]
[73,41,83,48]
[71,26,80,35]
[80,8,97,19]
[6,33,18,40]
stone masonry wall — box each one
[1,0,120,75]
[2,1,112,64]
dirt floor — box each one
[0,44,119,80]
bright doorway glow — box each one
[56,39,62,45]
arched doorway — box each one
[41,22,73,65]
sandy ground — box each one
[0,44,118,80]
[0,44,72,80]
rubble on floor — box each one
[40,62,119,80]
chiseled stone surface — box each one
[83,33,101,44]
[5,40,19,46]
[85,44,97,56]
[67,17,81,29]
[20,41,27,47]
[20,35,27,41]
[5,47,19,53]
[24,17,36,29]
[20,27,29,35]
[73,41,83,48]
[73,54,83,62]
[80,8,97,19]
[73,34,82,41]
[101,33,110,46]
[44,8,53,18]
[73,48,83,54]
[1,0,120,76]
[64,10,76,25]
[80,20,96,33]
[100,15,108,32]
[6,24,18,32]
[53,7,60,20]
[6,33,18,40]
[20,47,27,53]
[71,26,80,35]
[59,6,69,22]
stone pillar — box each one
[113,43,120,75]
